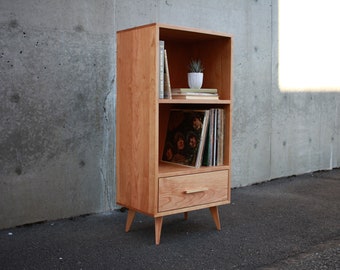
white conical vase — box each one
[188,72,203,89]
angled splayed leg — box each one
[155,217,163,245]
[125,210,136,232]
[209,206,221,230]
[184,212,188,220]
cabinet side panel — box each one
[116,26,157,215]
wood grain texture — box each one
[116,24,158,214]
[116,23,232,244]
[158,170,229,212]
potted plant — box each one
[188,59,204,89]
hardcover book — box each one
[171,92,219,100]
[171,88,219,100]
[159,40,165,99]
[164,49,172,99]
[172,88,218,94]
[162,109,210,168]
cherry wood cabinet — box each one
[116,23,232,245]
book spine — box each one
[159,40,165,99]
[202,122,210,167]
[208,109,215,166]
[217,109,225,166]
[195,110,210,168]
[213,109,218,166]
[164,49,172,99]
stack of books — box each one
[171,88,219,100]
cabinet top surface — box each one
[117,23,232,39]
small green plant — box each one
[188,59,204,73]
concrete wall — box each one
[270,0,340,179]
[1,0,339,229]
[0,0,117,229]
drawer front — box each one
[158,170,229,212]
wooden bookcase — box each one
[116,23,232,245]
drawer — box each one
[158,170,229,212]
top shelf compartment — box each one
[158,24,232,101]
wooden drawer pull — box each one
[184,188,208,194]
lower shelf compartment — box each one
[158,170,229,212]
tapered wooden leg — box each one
[184,212,188,220]
[125,210,136,232]
[155,217,163,245]
[209,206,221,230]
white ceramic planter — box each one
[188,72,203,89]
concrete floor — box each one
[0,169,339,269]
